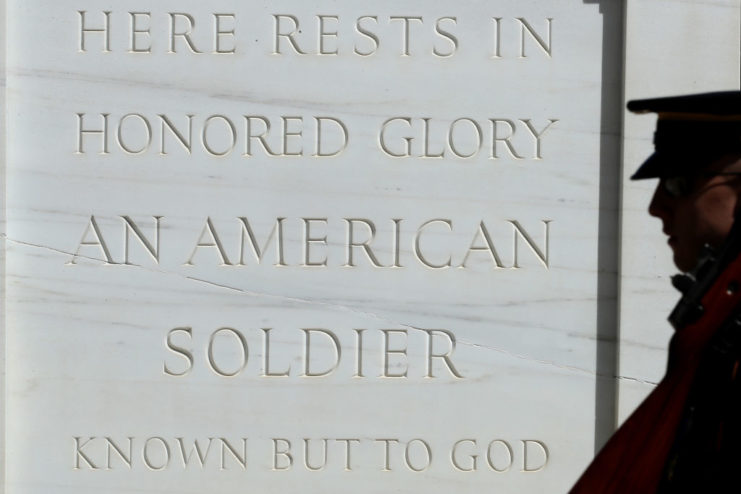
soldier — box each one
[571,90,741,493]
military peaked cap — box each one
[627,90,741,179]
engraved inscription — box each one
[77,11,554,58]
[67,216,551,270]
[73,436,549,473]
[271,14,462,57]
[75,113,348,157]
[451,439,549,472]
[77,11,238,54]
[57,5,569,490]
[378,117,558,160]
[271,14,552,58]
[163,326,463,379]
[74,112,559,160]
[74,437,248,470]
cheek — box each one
[700,194,737,245]
[705,216,735,247]
[673,204,700,238]
[673,204,709,249]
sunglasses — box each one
[660,172,741,198]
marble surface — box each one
[2,1,738,493]
[1,1,6,491]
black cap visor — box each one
[627,91,741,180]
[630,121,741,180]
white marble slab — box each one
[1,1,7,491]
[6,0,736,492]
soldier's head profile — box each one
[628,91,741,272]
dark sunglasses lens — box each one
[663,177,688,197]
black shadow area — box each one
[582,0,625,454]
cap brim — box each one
[630,152,664,180]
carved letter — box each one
[391,218,403,268]
[177,437,213,468]
[78,11,111,52]
[243,116,277,156]
[389,16,423,56]
[237,217,286,266]
[164,327,194,377]
[421,118,444,158]
[185,217,232,266]
[489,119,524,160]
[207,327,249,377]
[220,438,248,470]
[281,116,303,156]
[213,14,236,54]
[433,17,458,57]
[379,117,413,158]
[451,439,477,472]
[302,218,328,267]
[302,329,341,377]
[522,440,548,472]
[143,437,171,471]
[382,329,408,378]
[337,438,360,470]
[486,440,513,472]
[404,439,432,472]
[169,13,203,53]
[376,439,399,471]
[491,18,502,58]
[354,16,379,56]
[448,118,483,158]
[116,113,152,154]
[273,439,293,470]
[317,15,339,55]
[460,221,505,268]
[303,438,329,471]
[314,117,348,157]
[517,18,553,58]
[159,114,194,154]
[76,113,109,154]
[105,437,133,469]
[520,119,558,159]
[122,215,161,265]
[344,219,383,267]
[129,12,152,53]
[201,115,236,156]
[424,329,463,378]
[68,215,116,265]
[273,15,306,54]
[262,328,290,377]
[510,220,550,268]
[354,329,365,378]
[74,437,99,469]
[414,219,452,269]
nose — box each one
[648,180,673,220]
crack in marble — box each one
[459,338,660,386]
[3,233,659,386]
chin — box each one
[673,251,695,273]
